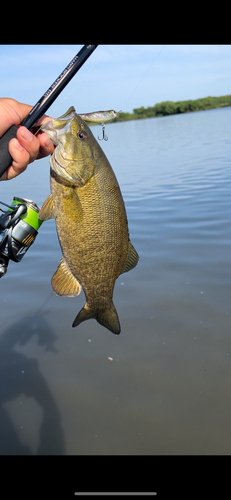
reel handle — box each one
[0,125,19,177]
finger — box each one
[0,138,30,180]
[0,98,53,138]
[0,98,32,137]
[16,126,40,164]
[36,132,55,159]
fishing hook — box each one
[98,123,108,141]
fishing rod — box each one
[0,44,98,178]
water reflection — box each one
[0,314,65,455]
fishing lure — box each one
[79,110,121,141]
[35,110,121,142]
[79,110,120,123]
[98,123,108,141]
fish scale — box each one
[39,106,139,334]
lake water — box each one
[1,107,231,457]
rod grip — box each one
[0,125,19,177]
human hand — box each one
[0,98,55,181]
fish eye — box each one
[77,131,87,141]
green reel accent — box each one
[11,197,43,230]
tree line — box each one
[114,95,231,122]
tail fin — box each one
[72,301,121,335]
[97,303,121,335]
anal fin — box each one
[51,257,81,297]
[39,194,56,220]
[120,240,139,274]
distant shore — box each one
[113,95,231,122]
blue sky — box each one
[0,45,230,118]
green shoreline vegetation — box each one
[113,95,231,122]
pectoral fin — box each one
[39,194,56,220]
[120,240,139,274]
[51,257,81,297]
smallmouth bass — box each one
[39,106,139,334]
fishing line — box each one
[33,288,54,317]
[50,52,103,118]
[121,45,166,112]
[34,55,103,138]
[33,46,166,140]
[36,46,166,129]
[33,54,103,136]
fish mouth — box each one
[41,107,86,186]
[40,120,60,145]
[40,107,76,145]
